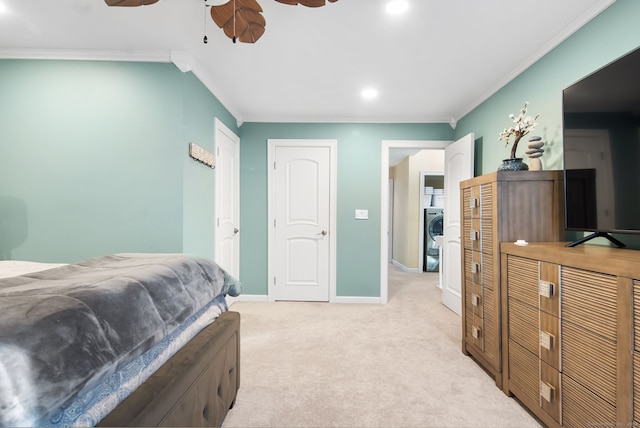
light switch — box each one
[355,209,368,220]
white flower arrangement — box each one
[498,101,540,159]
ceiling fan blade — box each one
[104,0,159,6]
[211,0,266,43]
[274,0,337,6]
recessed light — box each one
[386,0,408,15]
[361,88,378,100]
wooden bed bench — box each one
[98,310,241,427]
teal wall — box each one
[454,0,640,175]
[2,0,639,289]
[453,0,640,248]
[238,123,453,297]
[0,59,238,262]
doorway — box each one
[380,140,450,304]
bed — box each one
[0,253,241,427]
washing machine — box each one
[423,207,444,272]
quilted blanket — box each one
[0,253,241,427]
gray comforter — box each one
[0,253,241,427]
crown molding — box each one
[453,0,617,122]
[0,47,243,127]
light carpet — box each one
[222,265,541,428]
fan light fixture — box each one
[105,0,339,44]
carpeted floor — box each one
[222,265,542,428]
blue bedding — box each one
[0,253,241,427]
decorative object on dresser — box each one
[459,170,564,389]
[501,242,638,428]
[497,101,541,171]
[526,136,545,171]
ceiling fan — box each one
[105,0,339,44]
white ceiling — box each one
[0,0,615,126]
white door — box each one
[442,133,474,315]
[268,140,336,302]
[214,119,240,292]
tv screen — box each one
[562,46,640,246]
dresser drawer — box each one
[540,361,561,424]
[466,281,484,319]
[634,280,640,352]
[539,262,560,317]
[480,182,493,218]
[508,298,538,355]
[462,186,481,218]
[463,218,482,251]
[562,321,616,406]
[540,311,560,370]
[563,374,616,428]
[562,267,617,341]
[506,255,539,307]
[508,339,538,405]
[464,250,483,286]
[634,352,640,424]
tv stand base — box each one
[566,231,626,248]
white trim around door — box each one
[267,139,337,302]
[380,140,451,304]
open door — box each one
[442,133,474,315]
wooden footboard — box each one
[98,311,241,427]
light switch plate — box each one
[355,209,368,220]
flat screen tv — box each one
[562,46,640,247]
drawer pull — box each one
[539,330,555,351]
[469,197,479,208]
[471,293,480,307]
[470,229,479,241]
[538,280,555,298]
[471,262,480,274]
[540,381,555,402]
[472,325,481,339]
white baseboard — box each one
[332,296,382,304]
[235,294,381,304]
[237,294,270,302]
[390,259,420,273]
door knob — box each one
[319,230,327,236]
[234,228,239,234]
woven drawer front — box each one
[634,280,640,351]
[506,256,539,307]
[463,219,471,250]
[482,252,494,290]
[562,267,617,340]
[464,293,483,351]
[539,262,560,318]
[466,281,484,319]
[540,361,561,424]
[563,321,616,406]
[481,219,493,254]
[562,374,616,428]
[480,183,492,218]
[464,250,482,286]
[508,298,538,355]
[462,186,480,218]
[508,339,539,404]
[634,353,640,424]
[539,311,561,371]
[483,285,499,366]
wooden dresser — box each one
[460,171,564,388]
[501,242,639,427]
